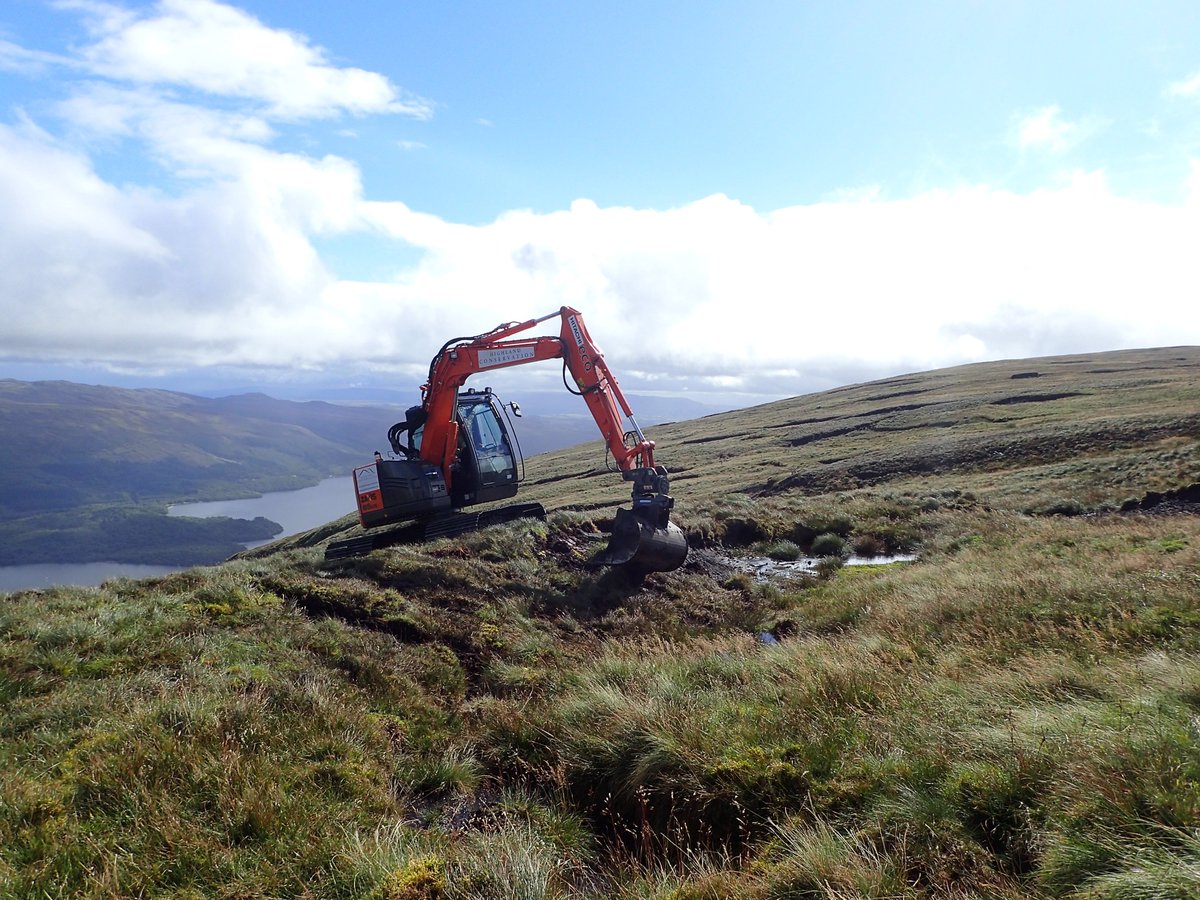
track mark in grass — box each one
[991,392,1086,405]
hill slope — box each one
[292,345,1200,554]
[0,380,401,565]
[0,381,395,517]
[2,347,1198,898]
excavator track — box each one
[323,502,546,560]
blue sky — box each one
[2,0,1199,407]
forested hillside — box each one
[0,381,390,565]
[0,381,391,516]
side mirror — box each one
[508,402,523,418]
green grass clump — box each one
[758,539,802,561]
[758,817,909,897]
[810,531,848,557]
[1026,497,1087,516]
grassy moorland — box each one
[2,347,1198,898]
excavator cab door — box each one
[452,390,520,507]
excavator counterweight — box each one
[325,307,688,574]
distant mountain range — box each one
[0,381,379,517]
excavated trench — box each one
[1119,482,1200,515]
[750,414,1200,498]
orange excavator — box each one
[324,306,688,573]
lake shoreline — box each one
[1,476,355,593]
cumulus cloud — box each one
[1015,105,1090,153]
[0,1,1197,404]
[0,119,337,359]
[352,177,1200,395]
[67,0,431,119]
[1168,71,1200,97]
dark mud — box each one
[1119,482,1200,516]
[991,392,1086,406]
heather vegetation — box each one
[2,347,1198,897]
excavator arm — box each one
[421,308,650,473]
[413,306,685,570]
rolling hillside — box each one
[0,381,398,517]
[0,380,398,565]
[290,345,1200,554]
[2,347,1198,898]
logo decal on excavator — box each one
[479,346,536,369]
[567,315,593,371]
[354,463,384,513]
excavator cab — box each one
[450,389,520,507]
[354,388,521,529]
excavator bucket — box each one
[593,506,689,573]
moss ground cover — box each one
[3,347,1199,897]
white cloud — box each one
[1,2,1197,403]
[360,176,1199,393]
[1168,71,1200,97]
[1015,105,1087,153]
[69,0,431,120]
[0,119,338,359]
[57,82,276,147]
[0,38,75,74]
[3,98,1199,398]
[1188,159,1200,198]
[0,1,424,370]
